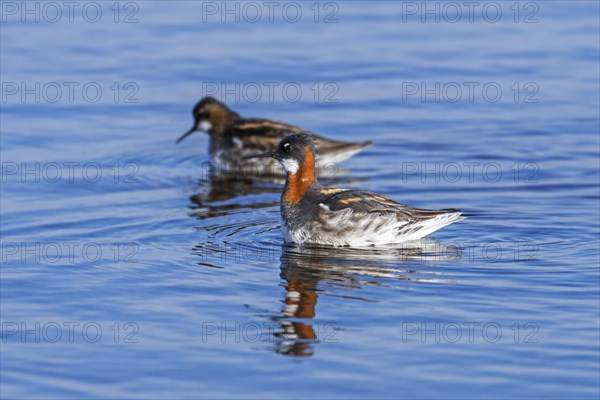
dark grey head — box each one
[245,132,317,175]
[176,96,239,143]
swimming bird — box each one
[245,133,464,247]
[176,97,372,175]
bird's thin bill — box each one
[175,127,197,143]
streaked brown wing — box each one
[231,119,303,152]
[312,135,372,154]
[231,119,370,154]
[322,190,450,221]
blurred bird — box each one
[176,96,372,175]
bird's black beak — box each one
[242,150,278,160]
[176,125,198,144]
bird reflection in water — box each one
[273,241,462,357]
[275,261,319,356]
[189,171,280,206]
[186,162,369,229]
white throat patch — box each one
[280,158,299,174]
[199,120,213,132]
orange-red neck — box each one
[283,146,316,204]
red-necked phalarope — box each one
[246,133,464,247]
[176,97,372,175]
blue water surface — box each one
[1,1,599,399]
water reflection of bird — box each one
[275,264,319,357]
[186,168,369,218]
[189,176,280,210]
[273,242,461,357]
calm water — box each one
[1,1,599,398]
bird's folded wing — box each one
[321,190,451,222]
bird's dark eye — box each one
[283,143,292,153]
